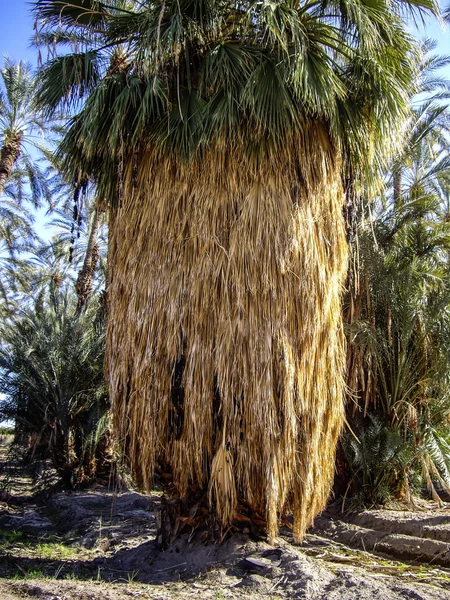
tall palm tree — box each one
[36,159,107,308]
[35,0,438,542]
[47,188,108,313]
[0,58,51,281]
[344,42,450,504]
[0,58,47,198]
[74,203,104,313]
[391,39,450,207]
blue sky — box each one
[1,2,38,65]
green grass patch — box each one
[35,541,79,560]
[13,568,44,580]
[0,528,25,544]
[0,528,79,562]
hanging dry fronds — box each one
[34,0,434,540]
[208,418,237,525]
[107,128,348,542]
[209,449,237,526]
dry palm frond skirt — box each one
[107,130,348,542]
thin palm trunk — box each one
[393,165,402,208]
[75,205,101,314]
[0,133,22,196]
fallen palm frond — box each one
[107,129,348,542]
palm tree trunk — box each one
[75,205,101,314]
[393,165,402,208]
[0,133,22,196]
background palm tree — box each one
[35,0,438,542]
[48,194,108,313]
[0,277,109,486]
[0,57,54,308]
[391,39,450,207]
[0,58,48,198]
[344,190,450,505]
[0,48,110,488]
[343,43,450,505]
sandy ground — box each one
[1,438,450,599]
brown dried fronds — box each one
[209,445,237,526]
[107,127,348,543]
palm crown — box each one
[35,0,436,197]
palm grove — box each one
[1,0,450,542]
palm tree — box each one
[344,186,450,505]
[391,39,450,207]
[48,189,107,313]
[0,58,47,198]
[74,203,104,313]
[343,43,450,505]
[49,173,107,310]
[0,278,109,486]
[0,58,51,284]
[35,0,438,542]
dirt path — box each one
[1,439,450,599]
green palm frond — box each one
[34,0,438,192]
[37,51,102,115]
[0,197,37,255]
[445,3,450,22]
[0,58,43,137]
[33,0,112,30]
[342,414,411,504]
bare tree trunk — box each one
[393,165,402,209]
[0,133,22,196]
[75,205,101,314]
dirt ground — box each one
[1,438,450,600]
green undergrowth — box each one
[13,569,44,580]
[35,541,79,560]
[0,527,79,560]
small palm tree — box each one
[0,278,109,486]
[0,58,47,198]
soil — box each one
[1,437,450,599]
